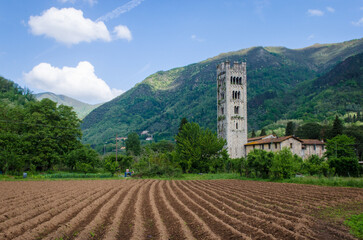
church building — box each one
[217,60,325,159]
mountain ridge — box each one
[35,92,102,119]
[81,38,363,147]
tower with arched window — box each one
[217,60,247,158]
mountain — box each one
[81,38,363,146]
[35,92,102,119]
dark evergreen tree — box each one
[260,129,266,136]
[285,121,295,136]
[330,115,343,138]
[178,117,188,135]
[357,111,361,121]
[353,114,357,123]
[295,122,323,139]
[251,129,256,138]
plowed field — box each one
[0,179,362,240]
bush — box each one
[104,157,119,176]
[270,147,302,180]
[302,155,333,177]
[344,214,363,239]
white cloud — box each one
[191,34,205,42]
[352,17,363,26]
[28,7,111,45]
[114,25,132,41]
[97,0,144,22]
[24,61,124,104]
[307,34,315,40]
[326,7,335,13]
[307,9,324,16]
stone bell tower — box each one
[217,61,247,158]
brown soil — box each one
[0,179,362,240]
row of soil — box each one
[0,179,362,240]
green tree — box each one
[175,122,226,173]
[270,147,301,179]
[295,122,323,139]
[302,155,332,176]
[260,129,266,136]
[126,132,141,156]
[330,115,343,138]
[247,149,274,178]
[178,117,188,133]
[325,134,359,177]
[66,145,100,171]
[285,121,295,136]
[104,155,119,176]
[251,129,256,138]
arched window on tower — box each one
[239,77,242,85]
[232,91,234,99]
[238,91,241,99]
[236,123,238,129]
[234,106,239,114]
[230,76,233,84]
[233,77,236,84]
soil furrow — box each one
[154,181,192,239]
[102,180,146,240]
[184,180,305,240]
[170,181,250,239]
[0,187,73,218]
[74,181,135,240]
[44,185,120,240]
[138,180,160,240]
[163,181,221,240]
[148,181,169,240]
[0,186,108,240]
[0,187,92,231]
[115,183,142,239]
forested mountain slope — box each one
[81,39,363,146]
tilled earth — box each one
[0,179,362,240]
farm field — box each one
[0,179,362,240]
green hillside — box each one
[81,39,363,146]
[35,92,102,119]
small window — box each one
[275,143,278,149]
[268,144,271,149]
[314,144,316,151]
[322,145,325,150]
[253,145,255,149]
[290,143,293,149]
[262,145,264,150]
[221,107,224,114]
[230,77,233,84]
[236,123,238,129]
[234,106,239,114]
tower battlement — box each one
[217,61,246,72]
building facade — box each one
[245,136,326,159]
[217,61,247,158]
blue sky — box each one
[0,0,362,104]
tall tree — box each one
[330,115,343,138]
[251,129,256,138]
[285,121,295,136]
[295,122,323,139]
[126,132,141,156]
[175,122,226,173]
[178,117,188,134]
[325,134,359,176]
[260,129,266,136]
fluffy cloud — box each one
[307,9,324,16]
[352,17,363,26]
[113,25,132,41]
[326,7,335,13]
[24,61,124,104]
[28,7,111,45]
